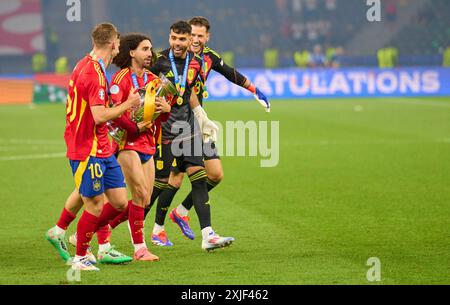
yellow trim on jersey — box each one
[203,47,221,58]
[74,156,90,190]
[115,69,128,84]
[69,86,79,122]
[75,98,87,133]
[89,131,98,156]
[114,68,129,84]
[93,62,106,87]
[69,79,74,87]
[66,93,73,115]
[194,54,202,62]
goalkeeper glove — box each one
[254,87,270,113]
[192,105,219,143]
[202,119,218,143]
[248,83,270,112]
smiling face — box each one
[190,24,209,55]
[169,30,191,58]
[130,39,153,68]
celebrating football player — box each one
[151,16,269,244]
[102,32,172,261]
[69,33,173,261]
[146,20,234,250]
[46,23,141,271]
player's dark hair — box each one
[170,20,192,35]
[91,23,120,47]
[189,16,210,32]
[113,33,154,69]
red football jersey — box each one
[64,55,113,160]
[109,68,171,155]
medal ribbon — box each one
[131,71,148,90]
[90,51,110,92]
[200,53,209,98]
[169,49,190,101]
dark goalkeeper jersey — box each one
[194,46,247,105]
[150,49,201,142]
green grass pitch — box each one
[0,97,449,284]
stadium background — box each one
[0,0,449,285]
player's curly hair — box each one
[189,16,210,32]
[170,20,192,35]
[113,33,155,69]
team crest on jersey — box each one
[98,88,105,100]
[93,179,101,192]
[110,84,120,95]
[156,160,164,170]
[188,68,195,82]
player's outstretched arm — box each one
[245,80,271,113]
[214,59,270,112]
[91,91,141,125]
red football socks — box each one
[109,200,131,229]
[128,203,145,244]
[96,224,111,245]
[56,208,76,230]
[76,211,99,256]
[97,202,122,228]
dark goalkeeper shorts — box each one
[154,135,204,179]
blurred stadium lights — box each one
[0,0,448,74]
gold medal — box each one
[203,91,209,99]
[177,96,183,105]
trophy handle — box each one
[143,79,158,123]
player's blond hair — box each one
[91,23,120,48]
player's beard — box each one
[136,56,152,69]
[144,56,152,68]
[172,45,188,58]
